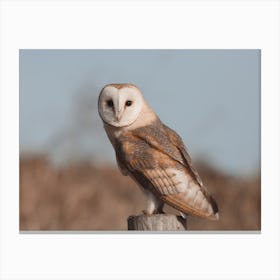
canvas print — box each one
[20,49,260,231]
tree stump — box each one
[127,214,187,231]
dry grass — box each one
[20,156,260,231]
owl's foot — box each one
[154,209,166,214]
[155,201,165,214]
[142,210,153,215]
[142,210,147,215]
[142,209,166,215]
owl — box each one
[98,83,219,220]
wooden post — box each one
[127,214,187,231]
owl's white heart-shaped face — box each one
[98,84,144,127]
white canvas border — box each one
[0,1,279,279]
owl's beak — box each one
[115,96,124,121]
[115,109,124,121]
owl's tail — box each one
[208,195,219,220]
[163,191,220,221]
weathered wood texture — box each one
[127,214,187,231]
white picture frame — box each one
[0,0,279,279]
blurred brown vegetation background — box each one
[20,156,260,231]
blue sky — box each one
[19,49,260,175]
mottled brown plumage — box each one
[114,118,218,220]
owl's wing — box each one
[162,124,203,185]
[118,123,219,220]
[161,124,219,218]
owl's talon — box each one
[153,210,166,214]
[142,210,154,216]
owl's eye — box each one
[107,100,114,107]
[126,100,132,107]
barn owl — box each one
[98,83,219,220]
